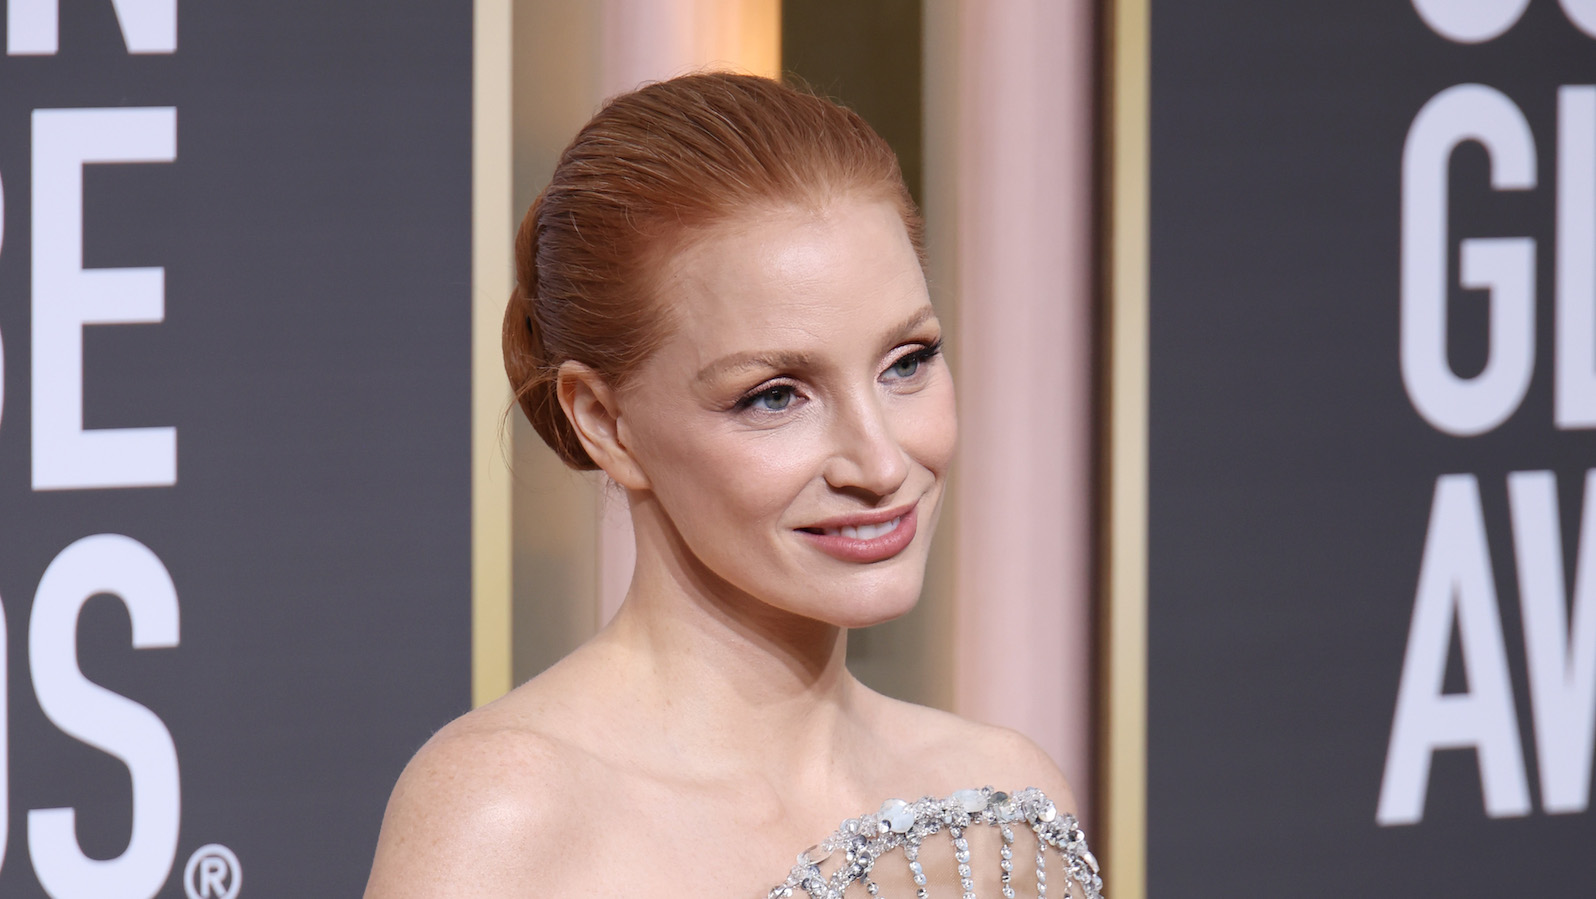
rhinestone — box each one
[888,806,915,834]
[951,788,986,813]
[765,787,1095,898]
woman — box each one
[364,73,1100,898]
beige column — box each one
[1104,0,1150,892]
[508,1,780,681]
[472,0,514,707]
[927,0,1098,824]
[593,0,780,624]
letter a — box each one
[1377,474,1531,824]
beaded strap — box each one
[767,787,1104,899]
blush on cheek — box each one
[647,418,822,551]
[903,386,958,474]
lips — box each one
[796,504,919,563]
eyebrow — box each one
[693,305,939,385]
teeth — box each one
[823,517,901,540]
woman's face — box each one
[617,196,955,628]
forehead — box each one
[653,198,929,361]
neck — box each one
[594,492,863,781]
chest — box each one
[538,779,1080,899]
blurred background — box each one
[497,0,1099,839]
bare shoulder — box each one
[864,691,1081,816]
[362,702,580,899]
[960,720,1081,813]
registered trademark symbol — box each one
[184,843,241,899]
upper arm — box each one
[363,725,570,899]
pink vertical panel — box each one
[593,0,780,625]
[951,0,1097,823]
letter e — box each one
[31,107,176,490]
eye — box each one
[883,340,942,381]
[888,354,922,379]
[746,385,796,412]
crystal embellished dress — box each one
[766,787,1104,899]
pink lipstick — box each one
[796,503,919,563]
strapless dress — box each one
[766,787,1103,899]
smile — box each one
[814,517,901,540]
[796,505,919,563]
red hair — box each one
[502,72,922,469]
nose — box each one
[822,389,910,499]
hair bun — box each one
[503,202,598,469]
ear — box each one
[556,362,651,490]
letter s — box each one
[28,534,180,899]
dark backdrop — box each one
[0,3,471,897]
[1148,1,1596,894]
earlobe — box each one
[556,362,651,490]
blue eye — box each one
[886,342,940,380]
[889,354,921,378]
[749,385,795,411]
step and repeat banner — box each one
[0,3,472,898]
[1148,0,1596,894]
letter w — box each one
[1509,469,1596,813]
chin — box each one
[807,567,926,629]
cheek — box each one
[898,380,958,475]
[633,410,821,532]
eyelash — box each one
[731,339,943,413]
[888,340,944,378]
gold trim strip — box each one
[471,0,514,708]
[1102,0,1148,896]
